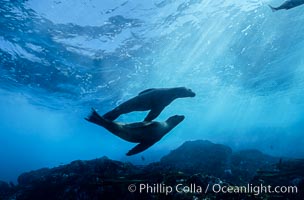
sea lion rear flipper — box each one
[86,109,121,133]
[103,107,121,121]
[268,5,278,12]
[144,107,163,121]
[85,108,105,126]
[126,142,155,156]
[138,88,156,95]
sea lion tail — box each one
[268,5,278,12]
[85,108,108,127]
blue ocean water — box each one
[0,0,304,183]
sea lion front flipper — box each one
[126,142,156,156]
[144,107,163,121]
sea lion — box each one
[103,87,195,121]
[269,0,304,12]
[85,109,185,156]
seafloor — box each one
[0,140,303,200]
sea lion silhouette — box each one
[103,87,195,121]
[269,0,304,11]
[86,109,185,156]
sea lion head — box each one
[175,87,196,97]
[166,115,185,127]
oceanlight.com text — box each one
[127,183,298,196]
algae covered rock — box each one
[160,140,233,177]
[230,149,279,183]
[15,157,143,200]
[0,181,14,200]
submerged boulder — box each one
[151,140,279,184]
[230,149,279,183]
[0,181,14,199]
[15,157,144,200]
[252,159,304,199]
[253,159,304,185]
[160,140,233,177]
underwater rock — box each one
[18,156,139,184]
[0,181,14,200]
[253,159,304,185]
[160,140,233,177]
[252,159,304,199]
[230,149,279,184]
[0,141,303,200]
[14,157,145,200]
[149,140,279,184]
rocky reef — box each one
[1,140,303,200]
